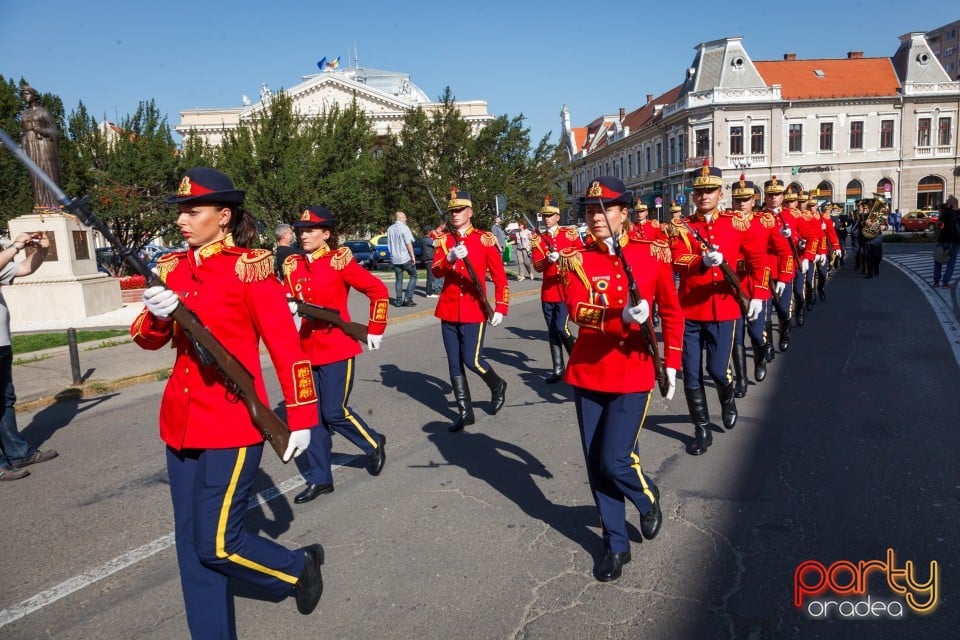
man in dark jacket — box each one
[933,195,960,289]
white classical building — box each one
[175,65,493,145]
[561,34,960,218]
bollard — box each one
[67,327,82,385]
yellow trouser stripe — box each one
[216,447,298,584]
[630,393,656,505]
[342,358,376,448]
[474,322,488,374]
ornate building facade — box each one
[560,34,960,219]
[175,65,493,146]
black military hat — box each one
[540,195,561,215]
[690,160,723,190]
[447,187,472,210]
[731,174,756,199]
[165,167,245,205]
[783,186,799,202]
[764,175,786,195]
[293,205,337,228]
[578,176,633,206]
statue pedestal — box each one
[5,213,121,326]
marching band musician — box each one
[557,176,682,582]
[432,188,510,432]
[282,206,390,504]
[531,196,583,383]
[132,168,325,638]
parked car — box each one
[900,210,940,232]
[371,233,423,270]
[343,239,376,269]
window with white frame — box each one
[918,117,931,146]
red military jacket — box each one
[432,226,509,323]
[735,211,792,298]
[631,219,667,242]
[762,207,800,281]
[670,210,762,322]
[531,225,584,303]
[131,236,318,450]
[783,208,821,261]
[559,235,683,393]
[282,244,389,367]
[820,213,841,253]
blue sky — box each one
[1,1,956,146]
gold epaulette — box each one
[562,226,580,242]
[281,253,304,280]
[330,246,353,270]
[557,247,589,290]
[650,239,671,263]
[728,210,750,232]
[759,212,776,229]
[480,231,497,247]
[154,250,186,283]
[650,220,661,228]
[227,247,273,283]
[666,218,685,237]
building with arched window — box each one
[560,33,960,220]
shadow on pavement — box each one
[20,388,119,447]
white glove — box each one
[747,298,763,321]
[775,281,786,296]
[447,244,469,263]
[665,367,677,401]
[288,300,298,315]
[547,251,560,263]
[801,259,810,273]
[780,226,792,239]
[621,299,650,325]
[702,250,723,267]
[832,250,841,261]
[366,334,383,350]
[282,428,311,462]
[490,311,503,327]
[143,285,179,319]
[815,254,827,265]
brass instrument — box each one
[860,194,888,240]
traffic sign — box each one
[654,196,663,205]
[677,195,686,205]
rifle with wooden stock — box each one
[681,219,751,318]
[0,130,292,460]
[288,297,368,342]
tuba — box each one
[860,195,888,239]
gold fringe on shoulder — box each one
[235,249,273,283]
[154,252,183,283]
[730,211,750,232]
[564,227,579,241]
[558,248,590,291]
[650,239,671,263]
[759,212,776,229]
[282,254,300,280]
[330,246,353,270]
[480,231,497,247]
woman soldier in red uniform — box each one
[132,168,324,638]
[558,176,683,582]
[282,206,390,504]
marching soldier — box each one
[781,188,818,326]
[531,196,583,383]
[671,162,767,455]
[558,176,682,581]
[761,176,797,353]
[282,206,390,504]
[432,188,510,432]
[813,200,841,299]
[631,200,665,241]
[133,168,324,637]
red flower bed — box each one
[119,275,147,290]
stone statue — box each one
[20,84,61,209]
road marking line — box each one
[0,454,358,629]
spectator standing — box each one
[0,231,58,481]
[895,209,902,232]
[274,223,298,279]
[516,220,536,281]
[387,211,417,306]
[933,195,960,289]
[422,222,445,297]
[491,216,507,262]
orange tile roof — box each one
[572,127,587,153]
[754,58,901,99]
[622,85,683,132]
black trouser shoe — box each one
[796,305,806,327]
[640,483,662,540]
[731,343,747,398]
[560,332,576,354]
[295,544,324,615]
[778,318,791,352]
[367,433,386,476]
[718,382,738,430]
[595,550,631,582]
[480,368,507,414]
[294,483,334,504]
[751,340,767,382]
[764,321,776,363]
[685,387,712,456]
[449,375,475,432]
[544,338,565,384]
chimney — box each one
[646,94,653,104]
[619,107,626,121]
[847,51,863,59]
[783,53,796,61]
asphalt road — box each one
[1,250,958,639]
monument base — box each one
[4,274,122,327]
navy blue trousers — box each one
[768,281,793,324]
[735,302,766,347]
[303,359,382,485]
[574,387,657,554]
[681,319,735,389]
[541,300,573,345]
[441,320,492,378]
[167,445,303,639]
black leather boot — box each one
[796,302,806,327]
[805,283,815,310]
[560,332,576,355]
[449,375,475,432]
[544,337,565,384]
[778,317,792,352]
[718,382,738,430]
[731,343,747,398]
[480,367,507,414]
[684,387,712,456]
[764,320,776,362]
[751,339,767,382]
